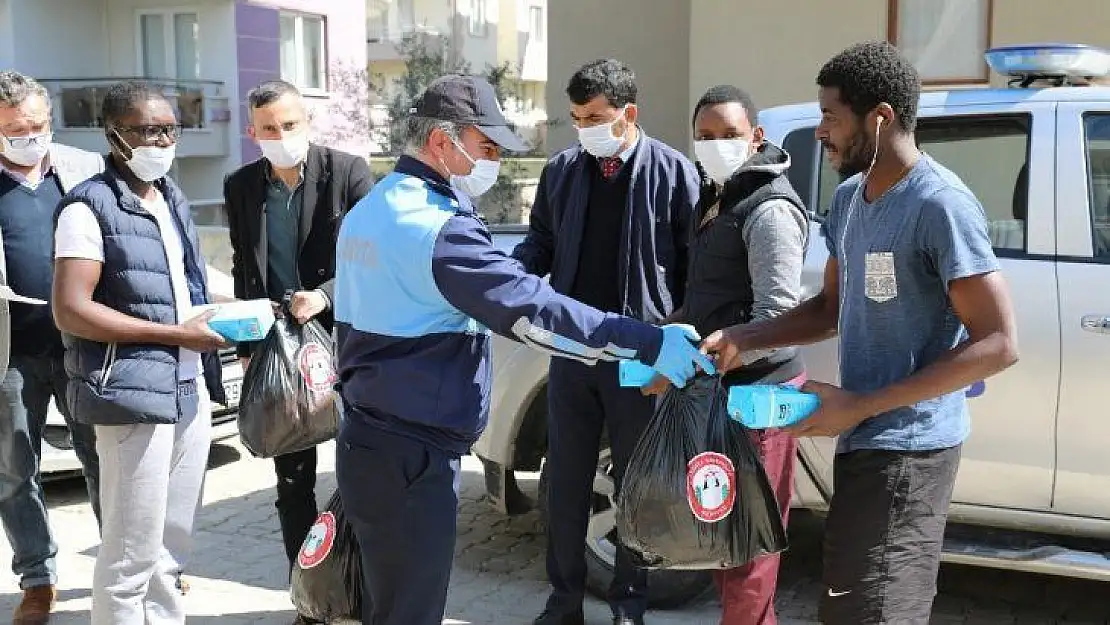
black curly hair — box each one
[816,41,921,132]
[101,80,170,130]
[566,59,637,108]
[692,84,758,128]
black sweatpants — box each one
[819,445,962,625]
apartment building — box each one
[366,0,547,152]
[546,0,1110,155]
[0,0,370,219]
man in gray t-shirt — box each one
[702,42,1019,624]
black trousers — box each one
[275,446,319,568]
[543,359,655,618]
[819,445,962,625]
[337,426,460,625]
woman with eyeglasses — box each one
[51,80,229,625]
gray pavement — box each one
[0,439,1107,624]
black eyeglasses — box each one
[114,124,184,142]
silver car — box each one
[475,43,1110,607]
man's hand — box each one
[699,325,747,374]
[289,290,327,324]
[641,374,672,396]
[784,381,868,438]
[652,324,717,388]
[177,310,229,353]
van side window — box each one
[802,115,1030,253]
[914,115,1031,255]
[1083,113,1110,258]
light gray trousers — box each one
[91,380,211,625]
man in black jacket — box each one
[512,59,699,625]
[223,79,372,624]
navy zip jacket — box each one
[512,132,699,323]
[334,157,664,454]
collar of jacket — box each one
[394,155,470,211]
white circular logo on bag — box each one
[686,452,736,523]
[297,342,337,393]
[297,511,337,570]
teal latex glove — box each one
[650,323,717,388]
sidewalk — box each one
[0,438,1107,624]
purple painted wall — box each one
[234,1,280,163]
[233,0,371,163]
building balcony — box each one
[367,25,445,62]
[39,78,232,159]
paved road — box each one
[0,439,1107,624]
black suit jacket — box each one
[224,144,374,357]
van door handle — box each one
[1081,315,1110,333]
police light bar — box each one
[986,43,1110,85]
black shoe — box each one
[533,608,585,625]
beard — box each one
[834,127,877,177]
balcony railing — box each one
[38,78,232,158]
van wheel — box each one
[537,449,714,610]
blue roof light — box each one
[985,43,1110,86]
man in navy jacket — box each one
[512,59,700,625]
[334,74,712,625]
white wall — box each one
[9,0,109,77]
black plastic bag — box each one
[615,376,788,570]
[237,305,339,458]
[290,489,364,622]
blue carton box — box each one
[191,299,276,343]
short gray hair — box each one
[246,79,302,119]
[403,116,460,157]
[0,71,49,109]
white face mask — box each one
[694,138,752,186]
[448,138,500,198]
[122,142,176,182]
[259,132,310,169]
[576,106,629,158]
[0,132,52,167]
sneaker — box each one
[13,584,56,625]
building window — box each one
[889,0,992,84]
[138,10,200,81]
[468,0,488,37]
[529,6,544,42]
[280,13,327,92]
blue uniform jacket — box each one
[511,133,699,323]
[334,157,664,454]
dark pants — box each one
[714,428,798,625]
[544,359,655,619]
[818,445,962,625]
[0,354,100,589]
[337,426,460,625]
[274,446,319,568]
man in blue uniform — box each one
[333,74,713,625]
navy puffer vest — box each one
[54,157,225,425]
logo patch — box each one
[297,342,337,393]
[297,511,337,570]
[686,452,736,523]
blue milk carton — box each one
[618,360,660,387]
[727,384,820,429]
[191,299,276,343]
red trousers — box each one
[713,386,801,625]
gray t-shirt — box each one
[821,154,1000,453]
